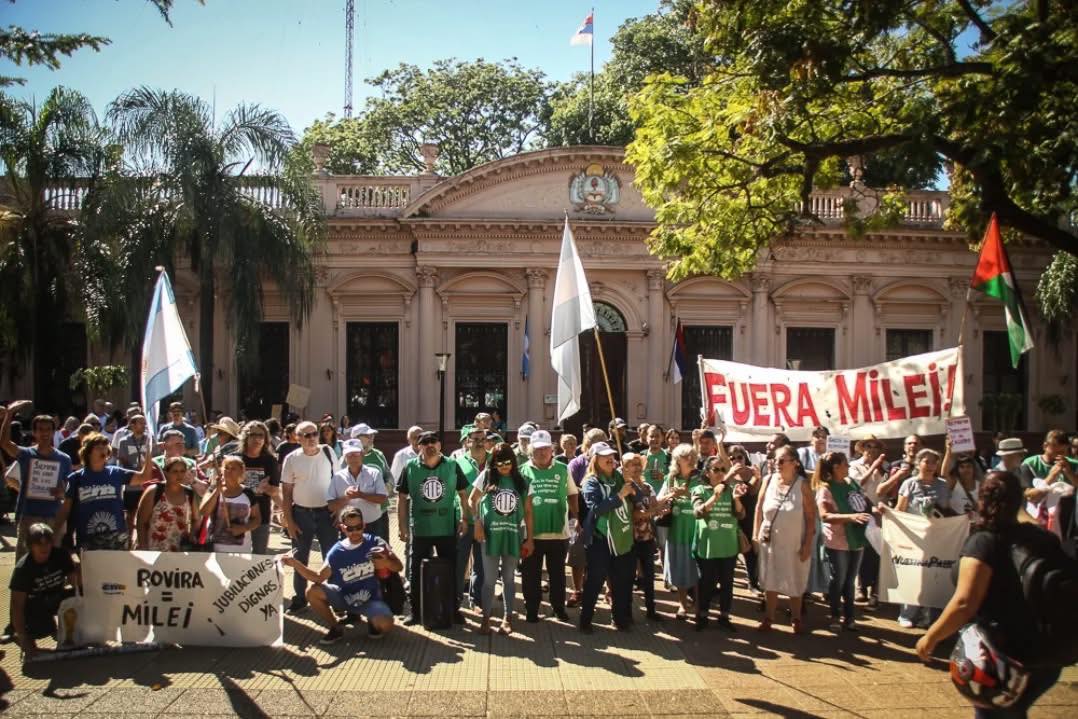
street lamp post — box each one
[435,352,451,443]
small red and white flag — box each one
[571,12,594,46]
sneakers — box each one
[319,624,344,645]
[403,615,421,627]
[285,597,308,615]
[553,609,571,622]
[897,617,915,629]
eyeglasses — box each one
[777,457,791,465]
[342,524,364,533]
[495,460,513,468]
[300,431,318,439]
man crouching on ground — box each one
[282,506,402,644]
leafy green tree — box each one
[101,87,324,405]
[626,0,1077,286]
[0,87,109,410]
[0,0,192,86]
[302,59,550,176]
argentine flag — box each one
[550,218,596,421]
[141,270,199,437]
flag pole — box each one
[591,326,622,455]
[588,7,594,143]
[150,264,209,437]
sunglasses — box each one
[708,466,725,473]
[342,524,364,533]
[731,454,746,460]
[777,457,792,464]
[495,460,513,468]
[300,431,318,439]
[419,439,438,446]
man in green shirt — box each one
[1022,429,1078,534]
[456,424,489,609]
[520,430,579,623]
[396,431,472,626]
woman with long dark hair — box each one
[470,443,533,635]
[813,451,871,631]
[917,471,1064,718]
[235,420,281,554]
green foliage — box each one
[69,365,128,395]
[301,59,550,176]
[541,73,636,147]
[626,0,1078,282]
[1034,251,1078,340]
[0,1,194,86]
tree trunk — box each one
[199,265,215,417]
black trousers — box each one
[521,538,568,616]
[580,537,634,628]
[408,535,458,619]
[738,496,759,588]
[630,538,657,613]
[859,542,880,594]
[696,555,737,620]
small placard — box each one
[826,436,852,456]
[285,384,311,409]
[946,416,976,453]
[270,404,283,421]
[26,457,62,501]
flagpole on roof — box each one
[589,7,594,143]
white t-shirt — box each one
[327,465,386,524]
[948,480,979,516]
[282,447,335,508]
[849,457,889,505]
[390,445,418,484]
[213,489,255,554]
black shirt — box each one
[233,451,281,520]
[959,523,1060,660]
[58,437,82,466]
[276,442,300,462]
[9,547,75,612]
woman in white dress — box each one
[753,445,816,633]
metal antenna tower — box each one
[344,0,354,118]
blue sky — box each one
[3,0,660,134]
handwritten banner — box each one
[699,347,964,442]
[80,550,284,647]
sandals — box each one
[499,618,513,636]
[478,618,493,635]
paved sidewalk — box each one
[0,517,1075,718]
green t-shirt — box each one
[479,474,525,557]
[1022,454,1078,482]
[644,449,670,494]
[404,456,464,537]
[589,470,634,557]
[665,472,702,546]
[828,479,867,551]
[522,461,570,537]
[364,447,390,510]
[456,453,488,526]
[691,483,740,559]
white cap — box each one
[341,439,366,456]
[350,423,378,438]
[529,430,553,449]
[589,442,617,457]
[517,423,536,438]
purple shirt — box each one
[568,454,588,488]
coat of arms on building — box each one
[569,163,621,214]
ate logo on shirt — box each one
[492,489,518,516]
[848,492,869,513]
[420,476,444,502]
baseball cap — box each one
[341,439,366,456]
[417,431,439,445]
[486,431,504,443]
[611,417,628,428]
[350,423,378,438]
[530,430,553,449]
[459,423,479,443]
[589,441,617,457]
[517,423,536,438]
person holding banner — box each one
[813,452,871,631]
[135,456,199,552]
[895,448,950,628]
[200,456,262,554]
[754,446,815,633]
[658,444,703,619]
[8,523,79,661]
[53,433,155,550]
[849,436,888,607]
[282,506,401,645]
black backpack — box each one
[1011,538,1078,667]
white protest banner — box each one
[877,506,970,609]
[946,415,977,453]
[81,550,284,647]
[699,347,964,442]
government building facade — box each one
[24,146,1074,435]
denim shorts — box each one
[320,583,393,619]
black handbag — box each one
[380,571,407,615]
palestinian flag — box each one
[970,213,1034,368]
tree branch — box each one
[956,0,998,43]
[841,62,994,82]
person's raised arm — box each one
[130,454,154,488]
[0,404,17,458]
[135,487,157,550]
[199,484,221,518]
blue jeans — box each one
[291,506,340,602]
[973,666,1061,719]
[457,527,484,609]
[481,551,518,620]
[825,548,863,621]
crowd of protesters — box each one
[1,398,1075,716]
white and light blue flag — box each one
[550,218,596,421]
[141,270,198,437]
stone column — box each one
[416,266,438,427]
[851,275,874,367]
[946,277,968,347]
[750,274,771,366]
[646,269,665,422]
[525,269,547,421]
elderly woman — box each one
[895,447,951,628]
[579,442,636,632]
[471,444,532,635]
[693,455,747,631]
[849,435,888,607]
[658,443,702,619]
[235,420,281,554]
[622,452,668,620]
[754,445,815,633]
[813,452,871,631]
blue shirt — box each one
[65,465,135,545]
[324,533,388,605]
[157,421,200,450]
[14,447,73,519]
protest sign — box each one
[285,384,310,409]
[877,506,970,609]
[945,416,976,453]
[270,403,283,421]
[826,436,851,456]
[698,348,963,442]
[26,457,62,500]
[81,550,284,647]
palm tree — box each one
[0,87,109,411]
[103,87,324,406]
